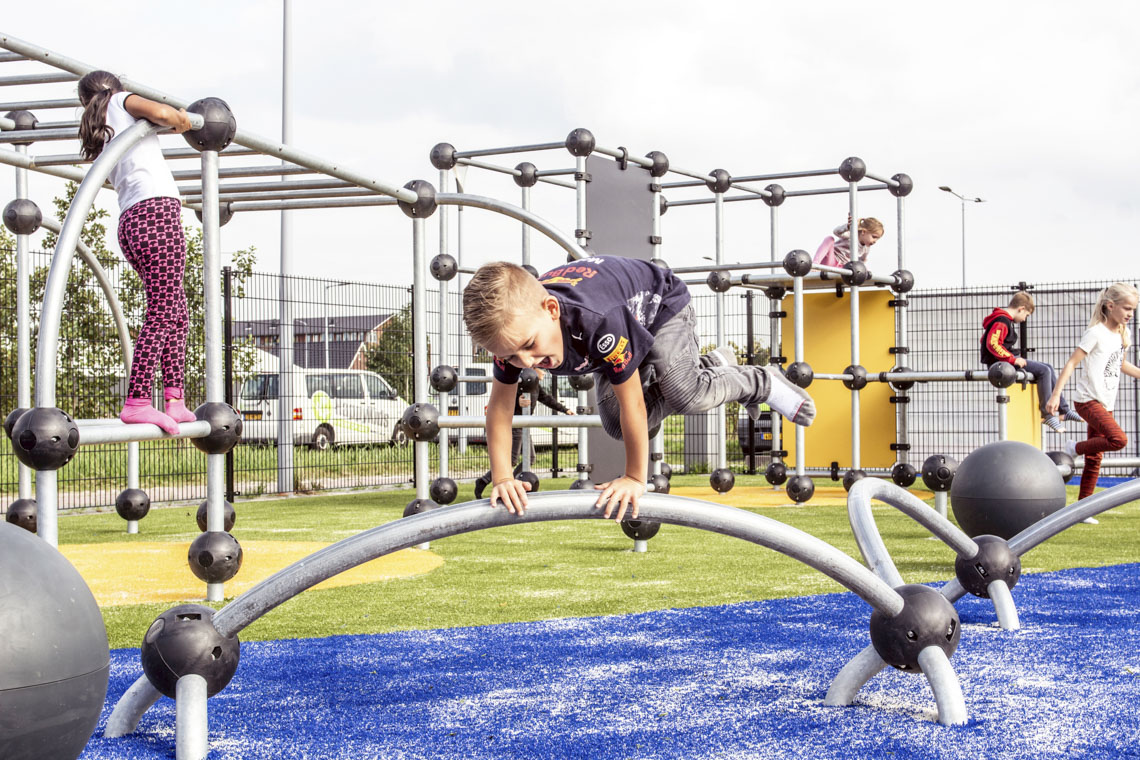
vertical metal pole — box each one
[412,218,430,498]
[202,148,226,603]
[437,170,451,481]
[223,266,235,503]
[14,143,31,499]
[849,182,861,472]
[520,183,532,472]
[745,291,756,474]
[895,195,909,469]
[997,388,1008,441]
[324,307,330,368]
[793,272,806,476]
[276,0,295,494]
[650,179,665,478]
[714,190,726,471]
[769,206,781,475]
[455,169,468,456]
[174,674,208,760]
[960,198,967,288]
[575,155,589,482]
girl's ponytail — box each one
[77,70,123,161]
[1089,282,1139,349]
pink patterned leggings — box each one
[117,196,188,399]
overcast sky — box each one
[2,1,1138,295]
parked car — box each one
[737,402,780,455]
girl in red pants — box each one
[1047,282,1140,499]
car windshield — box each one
[241,374,278,399]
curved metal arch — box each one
[436,192,583,260]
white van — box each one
[239,368,409,449]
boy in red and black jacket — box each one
[981,291,1079,433]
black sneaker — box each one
[474,474,491,500]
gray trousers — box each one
[595,304,770,440]
[1023,359,1071,416]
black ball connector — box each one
[196,499,236,532]
[782,249,813,277]
[11,407,79,471]
[565,128,595,157]
[765,286,787,301]
[785,362,814,389]
[987,362,1017,389]
[430,253,458,282]
[659,462,673,480]
[397,179,438,219]
[430,364,458,393]
[706,270,732,293]
[869,584,960,672]
[842,469,867,492]
[620,519,661,542]
[194,202,234,228]
[429,142,457,170]
[513,162,538,188]
[1045,450,1076,483]
[765,461,788,486]
[517,368,541,393]
[521,264,540,279]
[5,498,37,533]
[650,258,670,270]
[786,474,815,503]
[191,402,243,455]
[838,156,867,183]
[140,604,240,699]
[187,531,243,584]
[646,150,670,178]
[710,468,735,493]
[516,471,540,492]
[648,473,670,494]
[4,407,28,439]
[889,173,914,198]
[4,109,38,145]
[400,403,440,442]
[115,488,151,522]
[403,498,441,517]
[921,454,958,492]
[841,261,870,286]
[762,183,786,208]
[568,374,595,392]
[888,366,915,391]
[183,97,237,153]
[3,198,42,235]
[892,269,915,294]
[659,195,669,216]
[891,462,918,488]
[429,477,458,505]
[954,535,1021,598]
[569,477,595,491]
[843,364,868,391]
[705,169,732,194]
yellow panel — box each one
[1005,383,1043,448]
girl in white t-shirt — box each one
[1047,282,1140,499]
[78,70,194,435]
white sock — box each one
[761,366,816,427]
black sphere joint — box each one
[621,519,661,542]
[400,403,440,442]
[569,477,595,491]
[843,469,868,492]
[5,109,38,145]
[659,461,673,480]
[3,198,42,235]
[786,362,814,388]
[870,584,960,672]
[988,362,1017,389]
[843,364,868,391]
[430,364,458,393]
[11,407,79,470]
[196,499,236,532]
[955,535,1021,598]
[4,407,28,439]
[787,475,815,503]
[403,498,441,518]
[5,498,37,533]
[710,468,735,493]
[705,168,731,194]
[568,374,595,392]
[430,477,458,505]
[659,195,669,216]
[839,156,867,182]
[889,173,915,198]
[648,473,670,494]
[397,179,438,219]
[765,286,787,301]
[513,162,539,188]
[706,270,732,293]
[921,454,958,492]
[763,183,786,207]
[430,253,458,281]
[187,531,243,584]
[115,488,151,522]
[646,150,670,177]
[565,128,596,157]
[517,368,541,393]
[765,461,788,486]
[782,249,813,277]
[183,97,237,152]
[141,604,240,699]
[194,202,234,228]
[516,471,540,492]
[888,366,915,391]
[892,269,915,293]
[842,261,870,286]
[429,142,457,170]
[891,462,918,488]
[1046,450,1075,483]
[191,402,243,455]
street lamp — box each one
[938,186,986,287]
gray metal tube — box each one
[1008,478,1140,557]
[455,157,575,189]
[75,420,211,445]
[715,191,726,470]
[14,143,30,498]
[174,674,208,760]
[575,156,589,481]
[35,470,56,545]
[769,206,782,465]
[519,183,533,471]
[435,192,582,261]
[916,647,968,726]
[785,184,890,197]
[105,675,162,737]
[997,387,1008,440]
[277,9,296,495]
[0,97,80,110]
[988,579,1020,630]
[437,169,451,480]
[438,415,602,429]
[412,217,429,499]
[793,271,805,474]
[0,71,76,85]
[0,145,89,183]
[895,194,909,468]
[201,147,226,601]
[454,141,564,159]
[848,185,861,470]
[823,644,887,706]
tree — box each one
[361,297,431,402]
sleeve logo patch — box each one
[603,337,631,372]
[596,333,616,353]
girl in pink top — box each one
[813,215,884,268]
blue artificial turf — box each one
[82,564,1140,760]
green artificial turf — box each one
[56,475,1140,650]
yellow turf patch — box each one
[58,541,442,607]
[668,484,922,508]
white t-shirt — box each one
[105,92,181,213]
[1074,323,1125,410]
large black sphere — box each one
[787,475,814,503]
[397,179,438,219]
[888,366,915,391]
[648,473,670,494]
[954,535,1021,597]
[568,374,595,391]
[843,469,867,492]
[891,462,918,488]
[192,402,243,454]
[140,604,239,699]
[4,407,28,439]
[196,499,236,532]
[869,584,960,672]
[517,368,541,393]
[187,531,243,584]
[11,407,79,470]
[183,97,237,152]
[514,162,539,188]
[400,403,440,442]
[3,198,42,235]
[6,498,37,533]
[646,150,670,177]
[516,471,540,492]
[403,498,441,517]
[429,142,457,170]
[839,156,867,182]
[765,461,788,486]
[430,477,458,505]
[621,519,661,542]
[710,468,735,493]
[921,454,958,492]
[782,249,813,277]
[565,127,596,157]
[115,488,151,521]
[843,364,868,391]
[841,261,870,286]
[0,522,108,760]
[889,173,914,198]
[705,168,732,194]
[785,362,814,388]
[892,269,915,293]
[950,440,1067,540]
[430,364,459,393]
[987,362,1017,389]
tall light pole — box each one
[939,186,986,287]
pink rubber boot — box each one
[120,397,180,435]
[164,389,197,424]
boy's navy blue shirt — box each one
[493,256,691,386]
